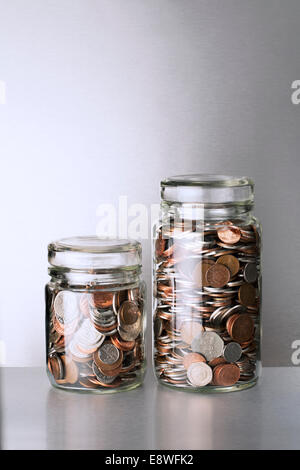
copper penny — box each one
[47,357,53,375]
[217,226,241,244]
[213,363,240,386]
[97,363,123,377]
[193,260,215,288]
[111,334,135,352]
[79,377,100,389]
[90,377,122,388]
[226,313,254,343]
[155,237,165,257]
[183,352,206,370]
[206,264,230,288]
[92,291,113,309]
[93,322,118,333]
[119,301,139,326]
[208,357,227,368]
[216,255,240,277]
[61,355,79,384]
[238,283,256,306]
[49,356,63,380]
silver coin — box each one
[75,319,105,349]
[54,291,80,324]
[223,342,242,362]
[244,263,258,283]
[118,311,142,335]
[103,328,118,336]
[92,361,116,384]
[98,343,119,365]
[187,362,213,387]
[191,331,224,362]
[118,325,140,341]
[209,306,227,326]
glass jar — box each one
[46,237,146,393]
[153,175,261,392]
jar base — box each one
[47,365,145,394]
[157,375,259,393]
[50,378,144,394]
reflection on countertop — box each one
[1,367,300,450]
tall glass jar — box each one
[46,237,146,393]
[153,175,261,392]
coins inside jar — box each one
[154,218,260,389]
[47,286,145,391]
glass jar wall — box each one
[153,175,261,392]
[46,237,146,393]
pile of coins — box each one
[47,286,144,391]
[153,219,260,389]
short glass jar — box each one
[46,237,146,393]
[153,175,261,392]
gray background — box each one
[0,0,299,366]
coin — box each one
[118,325,141,341]
[78,377,100,388]
[192,260,214,288]
[206,264,230,288]
[48,355,64,381]
[92,362,116,384]
[154,316,163,339]
[111,334,135,351]
[92,291,113,309]
[54,291,80,324]
[244,263,258,283]
[93,344,123,372]
[61,355,78,384]
[238,283,257,306]
[217,225,241,244]
[223,342,242,363]
[226,314,254,343]
[119,301,140,328]
[98,343,120,365]
[213,363,240,386]
[208,357,227,367]
[191,331,224,361]
[216,255,240,277]
[180,321,204,345]
[183,352,206,370]
[187,362,213,387]
[155,237,166,257]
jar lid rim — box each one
[48,236,142,271]
[161,174,254,188]
[48,236,141,254]
[160,174,254,204]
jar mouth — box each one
[48,236,142,272]
[161,174,254,204]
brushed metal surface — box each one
[1,367,300,449]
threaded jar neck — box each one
[160,174,254,221]
[48,237,142,288]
